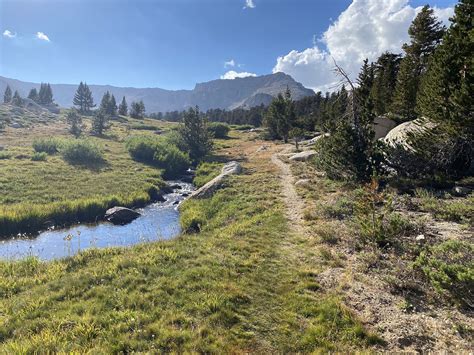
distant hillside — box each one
[0,73,315,113]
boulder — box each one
[11,122,22,129]
[383,118,437,150]
[452,186,471,197]
[190,161,242,199]
[295,179,311,187]
[105,207,141,225]
[299,134,325,146]
[373,116,398,140]
[289,150,316,162]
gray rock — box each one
[373,116,398,140]
[190,161,242,199]
[383,118,437,150]
[11,122,22,129]
[452,186,471,197]
[289,150,316,162]
[295,179,311,187]
[105,207,141,225]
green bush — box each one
[126,135,190,178]
[61,140,104,165]
[32,138,61,154]
[415,240,473,307]
[0,152,11,160]
[153,144,190,178]
[31,152,47,161]
[208,122,230,138]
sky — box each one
[0,0,456,92]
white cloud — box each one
[220,70,257,80]
[36,31,50,42]
[243,0,255,9]
[273,0,454,92]
[2,30,16,38]
[224,59,236,68]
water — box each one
[0,181,194,261]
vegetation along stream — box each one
[0,181,194,260]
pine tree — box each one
[73,82,86,113]
[83,83,95,114]
[38,83,54,105]
[66,109,83,138]
[371,52,401,115]
[91,109,108,136]
[28,88,39,102]
[391,5,445,120]
[109,94,117,116]
[130,100,145,119]
[263,87,296,142]
[417,0,473,132]
[12,90,22,106]
[3,85,12,103]
[118,96,128,116]
[99,91,111,113]
[179,106,213,162]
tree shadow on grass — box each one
[66,158,110,172]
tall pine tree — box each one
[3,85,12,103]
[371,52,401,116]
[28,88,39,102]
[391,5,445,120]
[179,106,213,162]
[118,96,128,116]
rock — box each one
[295,179,311,187]
[452,186,471,197]
[256,145,268,152]
[11,122,22,129]
[170,184,182,189]
[105,207,141,225]
[190,161,242,199]
[289,150,316,162]
[383,118,437,150]
[373,116,398,140]
[415,234,425,242]
[181,193,190,197]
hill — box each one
[0,73,315,113]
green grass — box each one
[193,162,223,188]
[0,113,173,237]
[0,137,379,352]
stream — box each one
[0,181,194,261]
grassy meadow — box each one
[0,129,381,352]
[0,107,174,236]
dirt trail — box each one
[270,149,307,236]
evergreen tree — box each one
[83,83,95,114]
[66,109,83,138]
[391,5,445,120]
[109,94,117,116]
[418,0,473,132]
[12,90,22,106]
[130,100,145,119]
[99,91,111,113]
[118,96,128,116]
[28,88,39,102]
[371,52,401,115]
[263,87,296,142]
[91,109,108,136]
[73,82,86,113]
[38,83,54,105]
[179,106,213,162]
[3,85,12,103]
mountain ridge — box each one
[0,73,315,113]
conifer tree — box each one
[100,91,111,113]
[391,5,445,120]
[66,109,83,138]
[118,96,128,116]
[263,87,296,142]
[371,52,401,115]
[73,82,86,113]
[38,83,54,105]
[417,0,473,132]
[91,109,108,136]
[179,106,213,162]
[28,88,39,102]
[109,94,117,116]
[12,90,22,106]
[130,100,145,119]
[83,83,95,114]
[3,85,12,103]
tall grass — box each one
[0,185,160,237]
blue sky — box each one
[0,0,456,90]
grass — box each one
[0,111,174,237]
[193,162,223,188]
[0,132,379,352]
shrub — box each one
[61,140,104,165]
[31,152,47,161]
[0,152,10,160]
[125,135,190,178]
[415,240,473,307]
[153,144,190,178]
[125,136,158,163]
[208,122,230,139]
[32,138,61,154]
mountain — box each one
[0,73,314,113]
